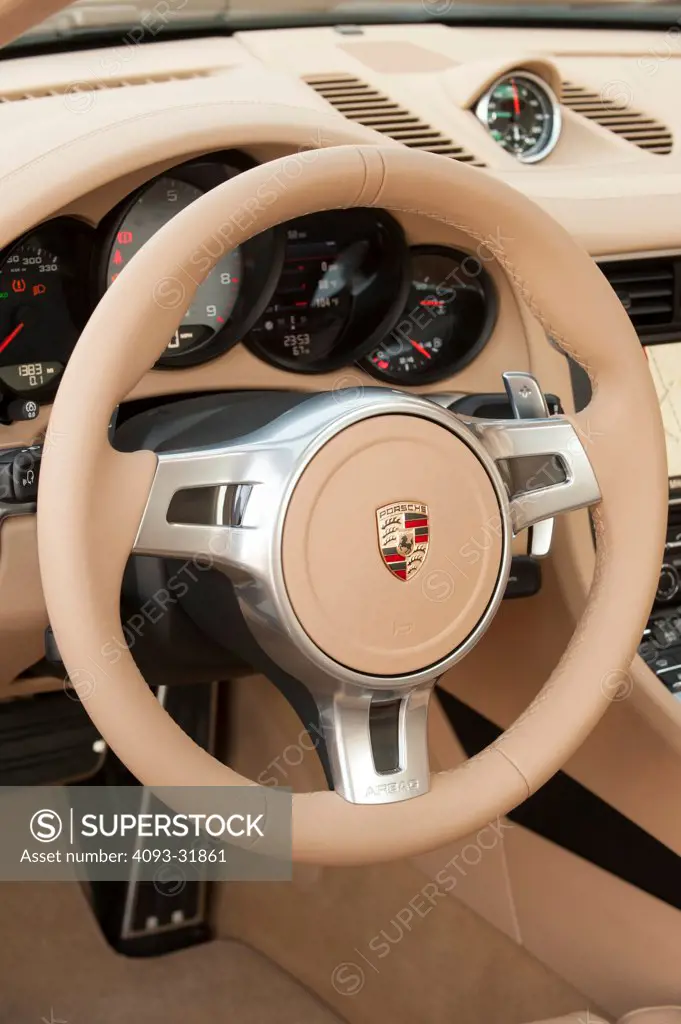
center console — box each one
[639,507,681,697]
[637,340,681,697]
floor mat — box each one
[217,859,602,1024]
[0,881,344,1024]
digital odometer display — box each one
[248,228,354,367]
[105,176,243,360]
[246,209,407,373]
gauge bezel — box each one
[0,216,94,400]
[243,208,409,374]
[97,150,285,370]
[361,244,498,386]
[474,70,562,165]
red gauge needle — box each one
[511,78,521,116]
[0,321,24,355]
[409,338,431,360]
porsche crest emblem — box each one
[376,502,430,582]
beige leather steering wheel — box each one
[37,145,667,865]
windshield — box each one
[15,0,681,45]
[56,0,681,9]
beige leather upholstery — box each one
[620,1011,681,1024]
[532,1009,681,1024]
[531,1015,608,1024]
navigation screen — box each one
[646,342,681,479]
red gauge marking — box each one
[420,300,444,307]
[113,250,123,266]
[511,78,521,116]
[0,321,25,354]
[409,338,431,360]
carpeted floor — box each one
[215,860,604,1024]
[0,881,344,1024]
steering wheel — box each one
[37,145,667,865]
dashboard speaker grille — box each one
[0,68,214,103]
[599,257,679,340]
[304,73,486,167]
[561,81,673,155]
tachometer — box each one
[101,154,283,369]
[362,247,496,385]
[105,177,242,360]
[475,72,561,163]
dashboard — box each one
[1,21,680,428]
[0,150,499,410]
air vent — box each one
[561,81,673,155]
[304,73,486,167]
[0,68,215,104]
[600,258,678,340]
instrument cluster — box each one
[0,151,498,403]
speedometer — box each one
[0,219,91,398]
[475,72,561,163]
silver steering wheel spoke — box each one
[317,684,432,804]
[132,395,339,576]
[459,375,601,534]
[133,444,281,577]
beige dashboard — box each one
[2,22,681,415]
[0,17,679,720]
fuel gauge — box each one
[0,220,91,397]
[363,246,496,385]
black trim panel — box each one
[436,687,681,911]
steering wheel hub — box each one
[282,413,505,676]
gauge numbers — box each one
[247,209,405,372]
[363,246,496,385]
[106,177,243,360]
[475,72,561,163]
[0,238,76,395]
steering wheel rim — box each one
[37,144,667,865]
